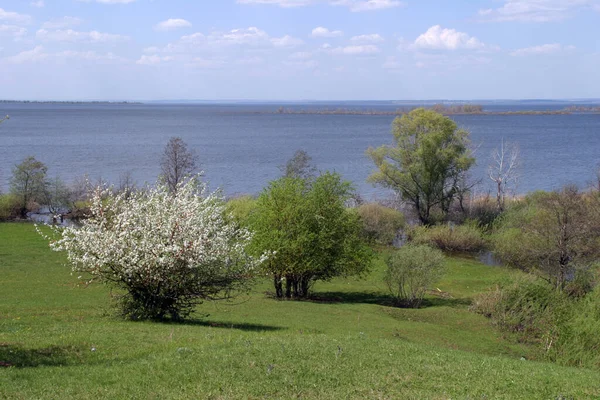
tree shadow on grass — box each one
[0,344,85,368]
[307,291,473,309]
[158,319,285,332]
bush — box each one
[0,194,20,221]
[384,244,445,308]
[356,203,404,245]
[471,275,572,345]
[42,178,263,321]
[409,222,486,253]
[553,286,600,368]
[225,195,257,226]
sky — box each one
[0,0,599,101]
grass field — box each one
[1,223,600,399]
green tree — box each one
[492,186,600,290]
[279,149,317,180]
[367,108,474,225]
[249,172,372,299]
[10,156,48,218]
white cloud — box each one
[331,0,404,12]
[478,0,598,22]
[236,56,264,65]
[0,8,32,25]
[271,35,304,47]
[162,27,303,52]
[413,25,485,51]
[311,27,343,38]
[154,19,192,32]
[510,43,576,56]
[237,0,405,11]
[0,25,27,38]
[31,1,45,8]
[36,29,130,43]
[350,33,384,43]
[41,17,84,30]
[136,54,174,65]
[4,46,47,63]
[289,51,312,59]
[330,44,380,55]
[3,46,128,64]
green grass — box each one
[1,223,600,399]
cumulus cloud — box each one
[0,8,32,25]
[330,44,380,55]
[36,29,130,43]
[311,27,343,38]
[41,17,84,30]
[413,25,485,51]
[0,25,27,38]
[31,1,45,8]
[510,43,575,56]
[154,19,192,32]
[271,35,304,47]
[350,33,384,42]
[478,0,598,22]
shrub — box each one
[384,244,445,308]
[0,194,20,221]
[356,203,404,245]
[42,178,264,321]
[553,286,600,368]
[409,222,486,253]
[471,275,572,345]
[225,195,257,226]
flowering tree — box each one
[43,177,263,320]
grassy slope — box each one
[1,223,599,399]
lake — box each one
[1,102,599,199]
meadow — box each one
[1,223,600,399]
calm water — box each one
[1,103,599,198]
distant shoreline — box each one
[0,100,142,105]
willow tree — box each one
[367,108,474,225]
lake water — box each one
[1,102,599,199]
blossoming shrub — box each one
[44,178,263,320]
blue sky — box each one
[0,0,598,100]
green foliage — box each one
[367,108,475,225]
[249,173,372,299]
[225,195,257,226]
[355,202,404,245]
[384,244,446,308]
[0,193,20,221]
[409,222,486,253]
[10,156,49,217]
[491,186,600,289]
[471,275,572,346]
[554,285,600,368]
